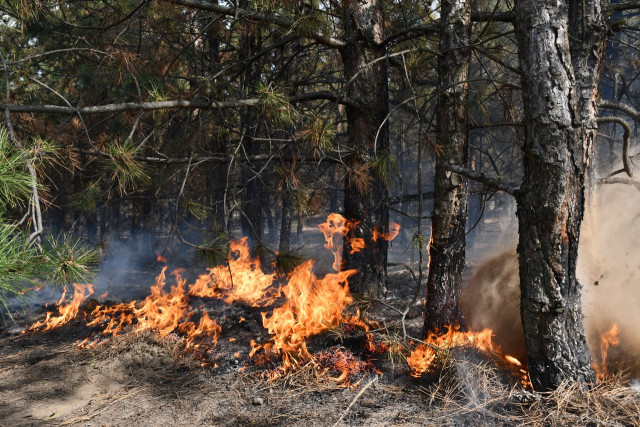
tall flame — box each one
[189,237,278,307]
[593,323,620,382]
[259,260,356,369]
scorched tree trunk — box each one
[423,0,471,335]
[514,0,596,390]
[340,0,390,296]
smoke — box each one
[461,184,640,378]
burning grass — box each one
[14,213,640,424]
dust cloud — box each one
[461,184,640,378]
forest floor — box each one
[2,266,640,427]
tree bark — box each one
[340,0,390,295]
[423,0,472,334]
[514,0,596,390]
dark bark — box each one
[339,0,390,296]
[239,0,265,243]
[423,0,472,334]
[514,0,597,390]
[569,0,608,192]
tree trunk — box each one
[238,0,264,244]
[340,0,390,296]
[423,0,471,334]
[514,0,596,390]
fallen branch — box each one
[332,375,378,427]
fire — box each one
[29,283,94,331]
[27,214,405,384]
[258,260,356,370]
[189,237,278,307]
[406,325,526,382]
[318,213,357,271]
[593,323,620,382]
[373,222,401,242]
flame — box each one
[27,213,393,383]
[157,254,167,263]
[318,213,355,271]
[373,222,402,242]
[29,284,95,331]
[189,237,278,307]
[259,260,356,370]
[407,325,526,381]
[593,323,620,382]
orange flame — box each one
[318,213,355,271]
[407,325,527,384]
[28,213,381,382]
[29,284,94,331]
[593,323,620,382]
[258,260,356,370]
[189,237,278,307]
[373,222,402,242]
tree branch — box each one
[599,99,640,121]
[443,164,518,196]
[597,116,633,177]
[161,0,346,48]
[0,91,357,115]
[598,177,640,191]
[606,0,640,14]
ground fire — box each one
[25,213,622,388]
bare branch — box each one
[599,99,640,121]
[598,177,640,191]
[443,164,518,196]
[597,116,633,177]
[0,91,357,115]
[607,0,640,13]
[161,0,346,48]
[0,54,43,245]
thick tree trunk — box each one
[423,0,471,334]
[340,0,389,295]
[514,0,596,390]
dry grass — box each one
[409,349,640,426]
[523,376,640,426]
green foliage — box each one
[197,234,231,267]
[297,113,335,151]
[371,150,398,188]
[271,246,307,275]
[105,139,151,195]
[0,223,40,307]
[257,82,300,128]
[183,200,211,222]
[42,234,100,286]
[71,181,100,213]
[0,127,33,209]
